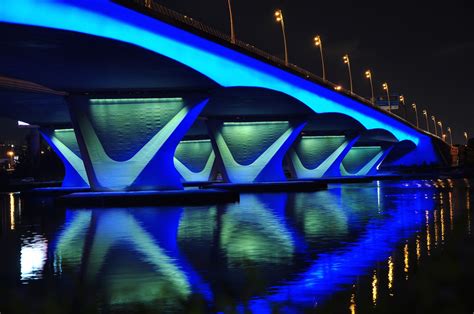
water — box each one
[1,179,473,313]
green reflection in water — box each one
[291,191,348,239]
[220,195,294,265]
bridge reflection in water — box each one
[0,179,472,313]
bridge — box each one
[0,0,450,191]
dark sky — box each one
[1,0,473,144]
[156,0,474,144]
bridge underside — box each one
[0,21,448,190]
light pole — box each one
[382,83,391,112]
[464,131,469,145]
[274,9,288,66]
[365,70,374,104]
[447,127,453,146]
[412,103,419,128]
[422,109,429,132]
[431,116,438,136]
[399,95,407,119]
[343,54,353,93]
[227,0,236,43]
[437,121,444,141]
[313,35,326,81]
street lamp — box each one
[227,0,236,43]
[399,95,407,119]
[422,110,429,132]
[274,9,288,66]
[431,115,438,136]
[464,131,469,145]
[412,103,419,128]
[382,83,391,112]
[437,121,444,141]
[313,35,326,81]
[343,54,353,93]
[365,70,374,104]
[447,127,453,146]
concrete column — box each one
[340,145,394,176]
[174,139,215,182]
[208,120,306,183]
[289,135,360,178]
[68,96,208,191]
[40,128,89,187]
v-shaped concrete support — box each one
[208,120,306,183]
[289,135,360,179]
[340,145,394,176]
[174,139,215,182]
[40,128,89,187]
[68,97,208,191]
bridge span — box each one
[0,0,450,191]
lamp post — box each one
[399,95,407,119]
[412,103,419,128]
[431,116,438,136]
[382,83,391,112]
[437,121,444,141]
[464,131,469,145]
[447,127,453,146]
[343,54,353,93]
[422,109,429,132]
[227,0,236,43]
[274,9,288,66]
[365,70,374,104]
[313,35,326,81]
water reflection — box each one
[0,179,472,313]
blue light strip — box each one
[0,0,432,150]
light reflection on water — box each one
[0,179,472,313]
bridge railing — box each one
[114,0,439,138]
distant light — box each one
[20,235,48,281]
[334,85,342,91]
[41,150,45,155]
[6,151,14,157]
[18,120,30,126]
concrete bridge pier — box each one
[67,96,208,191]
[40,128,89,187]
[207,119,306,183]
[288,135,360,179]
[340,144,394,176]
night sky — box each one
[157,0,474,144]
[1,0,473,144]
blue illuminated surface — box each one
[5,179,469,312]
[0,0,443,165]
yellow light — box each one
[399,95,404,102]
[6,151,14,157]
[274,10,281,16]
[404,243,409,279]
[382,82,388,90]
[314,35,321,46]
[387,256,394,292]
[365,70,371,78]
[343,54,349,64]
[437,121,442,126]
[372,270,378,305]
[412,103,416,109]
[422,109,427,115]
[334,85,342,91]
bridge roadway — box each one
[0,0,450,191]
